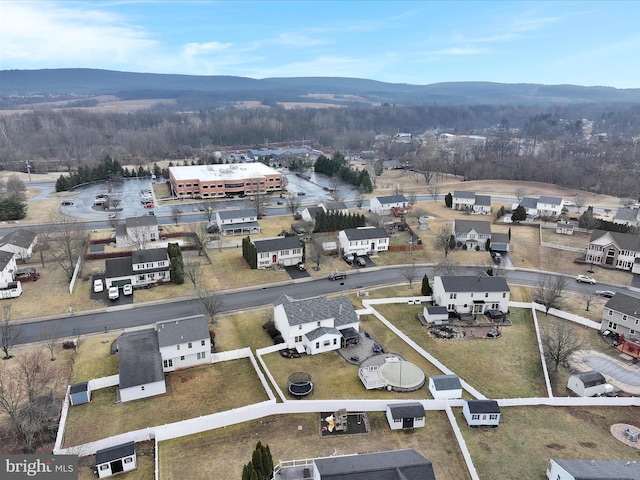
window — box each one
[470,293,473,298]
[471,414,479,420]
[333,338,337,345]
[489,414,498,420]
[608,310,613,316]
[141,386,145,391]
[299,325,302,330]
[188,342,193,348]
[201,340,206,346]
[124,458,133,464]
[485,293,489,298]
[630,330,636,335]
[450,293,457,299]
[163,359,173,368]
[315,342,319,349]
[197,352,205,359]
[100,465,108,471]
[177,344,180,350]
[295,335,302,343]
[317,321,321,327]
[502,293,506,298]
[180,356,185,361]
[608,321,617,330]
[323,340,330,347]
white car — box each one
[93,279,104,293]
[108,286,120,300]
[123,284,133,296]
[575,275,596,284]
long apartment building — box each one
[169,163,283,199]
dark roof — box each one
[125,215,157,228]
[324,201,347,211]
[156,315,209,347]
[474,194,491,206]
[438,275,510,293]
[304,206,323,217]
[342,227,389,241]
[69,382,88,394]
[615,207,640,222]
[491,233,510,244]
[576,371,606,387]
[430,374,462,391]
[96,441,135,465]
[538,195,563,205]
[105,257,134,278]
[387,402,425,420]
[254,236,301,253]
[604,292,640,316]
[218,208,255,220]
[453,190,476,199]
[117,329,164,389]
[375,194,407,204]
[131,247,168,264]
[275,295,358,328]
[520,197,539,209]
[0,250,14,270]
[552,459,640,479]
[467,400,500,414]
[314,449,435,480]
[425,306,448,315]
[453,219,491,235]
[590,230,640,252]
[0,228,37,249]
[115,224,127,237]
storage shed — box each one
[463,400,501,427]
[567,371,613,397]
[423,306,449,325]
[69,382,90,406]
[428,374,462,399]
[95,441,137,478]
[386,402,426,430]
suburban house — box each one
[613,207,640,227]
[300,201,348,223]
[600,292,640,338]
[115,215,159,248]
[472,195,492,214]
[369,195,409,216]
[0,228,37,261]
[68,382,90,406]
[428,374,463,399]
[462,399,501,427]
[452,191,476,211]
[0,250,17,287]
[385,402,426,430]
[422,305,449,325]
[452,219,492,250]
[105,247,171,289]
[156,315,212,372]
[95,441,137,479]
[490,232,510,255]
[216,209,260,236]
[546,459,640,480]
[300,205,323,223]
[254,236,303,269]
[566,371,612,397]
[273,295,360,355]
[536,196,564,218]
[432,275,511,315]
[585,230,640,271]
[338,227,389,256]
[514,197,539,217]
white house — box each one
[432,275,510,315]
[452,191,476,211]
[0,250,17,287]
[338,227,389,256]
[117,329,167,403]
[422,306,449,325]
[566,371,612,397]
[600,292,640,338]
[452,219,492,250]
[613,207,640,227]
[304,201,349,222]
[311,450,436,480]
[115,215,159,247]
[546,459,640,480]
[513,197,539,217]
[216,209,260,236]
[156,315,211,372]
[428,374,463,399]
[369,195,409,216]
[0,228,37,261]
[273,295,360,355]
[472,195,492,215]
[462,399,501,427]
[254,236,303,269]
[105,247,171,289]
[95,441,137,478]
[585,230,640,272]
[537,196,564,218]
[386,402,426,430]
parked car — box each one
[123,284,133,296]
[372,342,383,353]
[491,252,502,264]
[61,201,73,206]
[576,275,597,284]
[93,279,104,293]
[296,262,306,271]
[343,253,355,264]
[595,290,615,298]
[485,309,503,320]
[108,286,119,300]
[355,256,366,267]
[328,271,346,281]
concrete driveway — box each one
[570,349,640,395]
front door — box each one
[110,460,124,474]
[402,417,414,429]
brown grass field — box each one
[70,334,120,383]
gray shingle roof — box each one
[131,247,168,264]
[375,194,407,204]
[590,230,640,252]
[0,228,37,249]
[604,292,640,317]
[491,233,510,244]
[430,374,462,391]
[324,201,347,211]
[467,399,500,414]
[314,449,435,480]
[538,195,563,205]
[425,306,448,315]
[342,227,389,241]
[552,459,640,479]
[276,295,358,328]
[254,236,302,253]
[156,315,209,348]
[439,275,510,293]
[387,402,425,420]
[105,257,134,278]
[304,206,322,217]
[520,197,539,209]
[69,382,88,394]
[96,441,135,465]
[453,219,492,235]
[576,371,606,387]
[0,250,14,270]
[218,208,255,220]
[306,326,340,340]
[614,207,640,222]
[117,329,164,389]
[125,215,158,228]
[474,194,491,206]
[453,190,476,199]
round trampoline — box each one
[378,358,425,392]
[288,372,314,397]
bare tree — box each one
[427,184,441,201]
[197,288,223,325]
[580,290,595,312]
[393,184,404,196]
[306,240,325,271]
[33,226,52,268]
[1,305,22,359]
[108,211,120,229]
[51,215,87,281]
[401,263,419,289]
[40,323,60,361]
[171,206,182,225]
[188,222,209,256]
[285,195,301,216]
[535,275,568,315]
[435,258,460,276]
[541,319,583,371]
[328,176,344,202]
[126,224,156,250]
[5,174,27,201]
[110,197,122,211]
[183,259,203,289]
[0,349,66,452]
[369,212,389,228]
[201,200,216,222]
[406,192,418,206]
[435,224,454,258]
[574,195,586,213]
[514,187,527,201]
[355,192,367,209]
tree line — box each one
[314,152,373,193]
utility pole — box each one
[25,161,32,181]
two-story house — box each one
[216,209,260,236]
[513,197,539,217]
[254,236,303,269]
[472,195,492,215]
[536,196,564,218]
[546,459,640,480]
[432,275,510,315]
[585,230,640,271]
[613,207,640,228]
[105,247,171,288]
[301,201,350,223]
[0,250,17,287]
[453,219,492,250]
[0,228,37,261]
[273,295,360,355]
[369,195,409,216]
[338,227,389,256]
[600,292,640,338]
[452,191,476,211]
[115,216,159,248]
[156,315,212,372]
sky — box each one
[1,1,639,88]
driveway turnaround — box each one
[583,354,640,387]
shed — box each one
[463,400,501,427]
[567,371,612,397]
[423,306,449,325]
[428,374,462,399]
[95,441,137,478]
[386,402,426,430]
[69,382,90,406]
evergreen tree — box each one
[485,238,491,251]
[512,205,527,223]
[445,192,453,208]
[421,275,432,296]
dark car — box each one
[485,309,503,320]
[372,342,383,353]
[595,290,615,298]
[328,271,346,280]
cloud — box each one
[182,41,233,59]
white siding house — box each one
[96,442,137,479]
[600,292,640,338]
[369,195,409,216]
[537,196,564,218]
[613,207,640,228]
[0,250,17,287]
[115,216,159,248]
[105,248,170,289]
[452,220,492,250]
[452,191,476,211]
[472,195,492,215]
[546,459,640,480]
[462,400,501,427]
[0,229,37,261]
[117,329,167,403]
[432,275,510,315]
[386,403,426,430]
[157,315,211,372]
[216,209,260,236]
[254,236,303,269]
[338,227,389,256]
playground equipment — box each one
[324,409,348,433]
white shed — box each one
[567,371,613,397]
[95,441,137,478]
[463,400,501,428]
[428,375,462,399]
[69,382,91,406]
[386,402,426,430]
[423,306,449,325]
